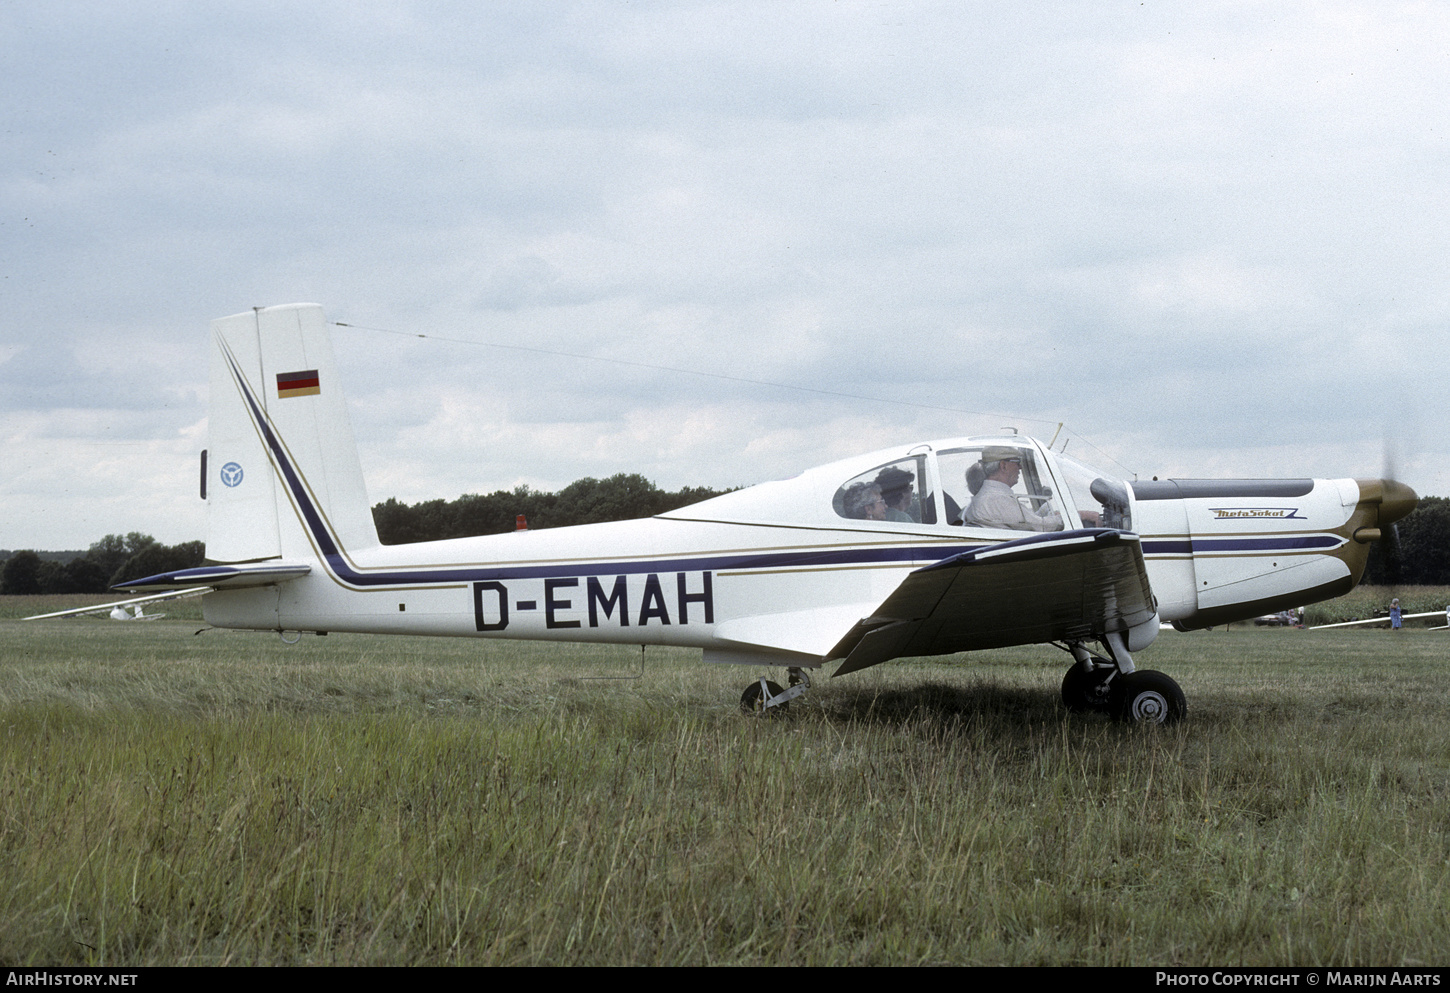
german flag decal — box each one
[277,369,320,398]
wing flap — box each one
[828,529,1156,676]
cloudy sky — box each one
[4,1,1447,550]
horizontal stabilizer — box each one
[827,529,1157,676]
[111,561,312,593]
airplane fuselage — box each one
[203,436,1389,665]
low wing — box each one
[25,561,313,621]
[826,529,1156,676]
[1309,611,1446,630]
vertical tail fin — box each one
[206,304,379,563]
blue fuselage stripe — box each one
[1143,535,1342,556]
[337,545,954,586]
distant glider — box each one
[1309,611,1447,630]
[27,588,205,622]
[30,304,1418,724]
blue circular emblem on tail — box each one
[220,462,244,487]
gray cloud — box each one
[3,1,1448,547]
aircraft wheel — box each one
[1061,665,1114,713]
[1111,670,1186,725]
[740,679,786,714]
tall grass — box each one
[0,619,1447,965]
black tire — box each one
[1061,664,1114,713]
[740,680,786,714]
[1111,670,1186,725]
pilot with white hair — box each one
[965,447,1063,531]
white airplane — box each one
[30,304,1419,724]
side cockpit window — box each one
[832,456,936,525]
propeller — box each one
[1381,442,1411,589]
[1352,477,1418,545]
[1353,436,1418,601]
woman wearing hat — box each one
[874,465,917,523]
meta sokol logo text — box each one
[1210,507,1304,520]
[473,572,713,632]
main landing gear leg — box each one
[740,668,811,714]
[1062,633,1186,725]
[1061,642,1116,715]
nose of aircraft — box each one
[1353,478,1418,542]
[1372,478,1419,526]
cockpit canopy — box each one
[669,437,1133,535]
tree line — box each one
[1363,495,1450,586]
[1,533,205,595]
[1,474,728,594]
[371,473,731,545]
[7,486,1449,594]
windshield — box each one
[1052,452,1132,531]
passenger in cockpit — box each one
[843,482,887,521]
[874,466,917,523]
[965,448,1063,531]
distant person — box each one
[1390,597,1402,630]
[965,448,1062,531]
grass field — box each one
[1,609,1447,966]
